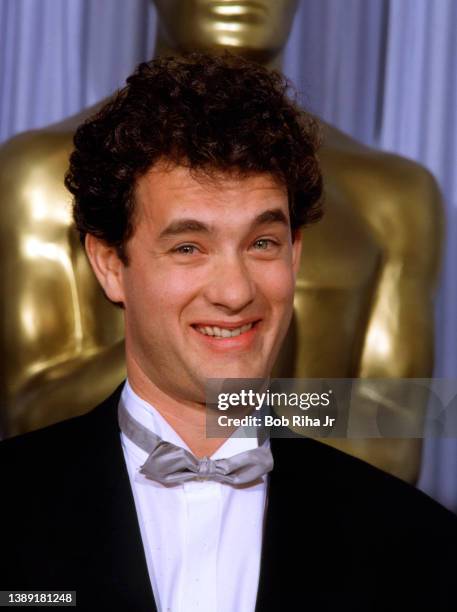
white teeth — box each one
[195,323,254,338]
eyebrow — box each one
[159,208,289,239]
[159,219,211,238]
[253,208,289,229]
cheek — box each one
[156,274,200,311]
[257,261,296,306]
[124,265,202,318]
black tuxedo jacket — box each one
[1,384,456,611]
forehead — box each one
[133,163,289,227]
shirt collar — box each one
[121,379,266,462]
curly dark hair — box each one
[65,52,323,264]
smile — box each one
[195,322,254,338]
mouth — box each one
[191,319,261,350]
[191,319,261,339]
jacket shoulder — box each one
[281,436,457,528]
[0,384,124,478]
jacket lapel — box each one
[255,436,300,611]
[254,435,336,611]
[74,386,157,611]
[254,436,360,611]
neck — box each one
[153,35,284,72]
[127,359,229,459]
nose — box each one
[204,254,256,313]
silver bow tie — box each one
[118,399,273,486]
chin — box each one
[204,365,270,381]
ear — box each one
[85,234,125,303]
[291,228,302,278]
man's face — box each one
[153,0,299,62]
[102,163,301,404]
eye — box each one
[252,238,277,250]
[173,244,198,255]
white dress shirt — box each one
[120,381,268,612]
